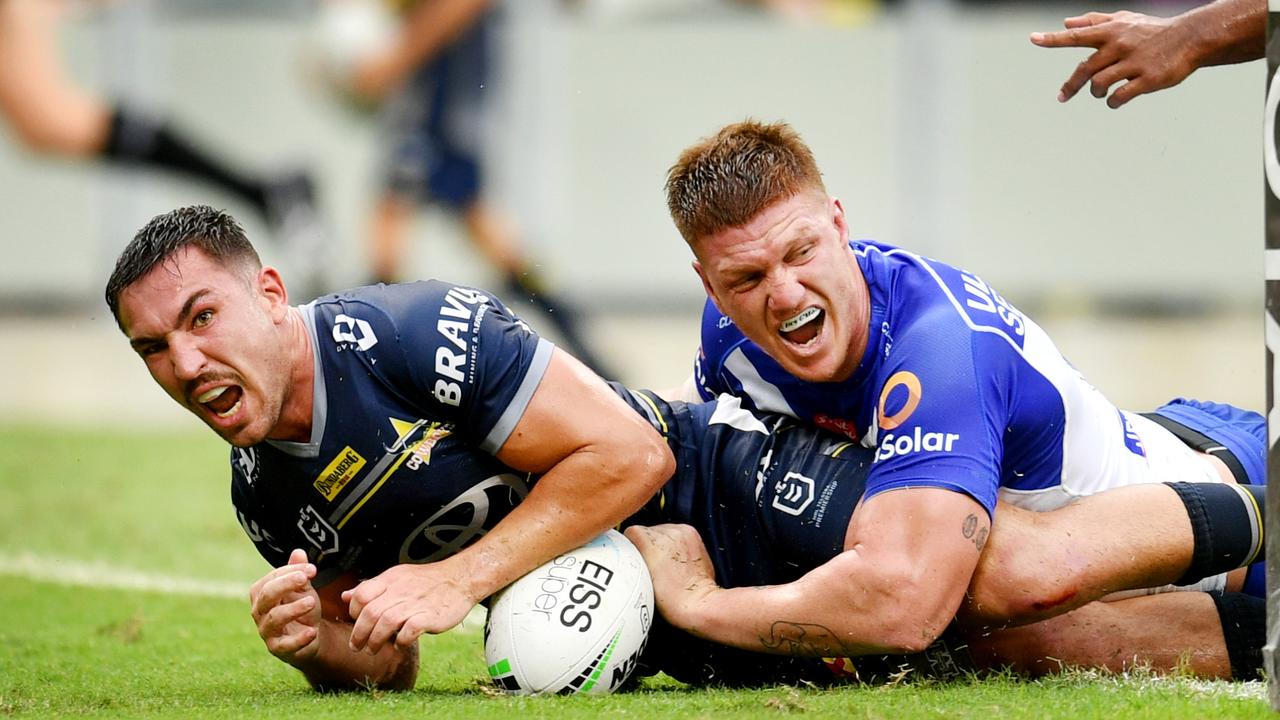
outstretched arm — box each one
[628,488,987,657]
[1030,0,1264,108]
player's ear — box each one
[257,266,290,322]
[831,197,849,243]
[693,260,726,314]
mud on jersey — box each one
[231,281,553,586]
[695,240,1219,515]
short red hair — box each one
[665,120,825,245]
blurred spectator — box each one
[332,0,616,376]
[0,0,327,294]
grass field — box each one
[1,424,1273,719]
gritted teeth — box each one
[197,386,228,404]
[780,307,821,333]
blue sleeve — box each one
[338,281,553,453]
[863,308,1004,516]
[695,297,739,401]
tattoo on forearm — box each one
[760,621,852,657]
[961,514,988,552]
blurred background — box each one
[0,0,1263,433]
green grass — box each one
[0,424,1273,718]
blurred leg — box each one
[968,593,1231,679]
[0,0,111,155]
[461,201,525,275]
[464,202,617,378]
[369,193,414,284]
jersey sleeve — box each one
[230,448,290,568]
[862,308,1005,516]
[694,297,741,401]
[361,281,553,453]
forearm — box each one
[456,445,672,602]
[674,552,961,657]
[1184,0,1264,67]
[292,618,418,691]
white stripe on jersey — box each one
[709,393,770,435]
[724,348,797,417]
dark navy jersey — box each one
[611,385,978,687]
[231,281,553,586]
[613,384,869,588]
[220,276,920,684]
[695,240,1220,516]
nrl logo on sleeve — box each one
[314,446,366,500]
[332,313,378,351]
[298,505,339,557]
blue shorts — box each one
[1151,398,1266,597]
[1150,398,1265,487]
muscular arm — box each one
[1030,0,1264,108]
[631,488,987,657]
[345,349,674,652]
[462,348,675,602]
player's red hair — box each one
[665,120,825,245]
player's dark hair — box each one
[105,205,261,327]
[665,119,825,245]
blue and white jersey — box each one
[231,281,553,585]
[695,240,1218,514]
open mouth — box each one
[779,307,824,346]
[196,385,244,419]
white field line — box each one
[0,550,488,630]
[0,550,245,599]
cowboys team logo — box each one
[386,417,452,472]
[771,471,815,516]
[332,313,378,351]
[877,371,922,431]
[298,505,339,557]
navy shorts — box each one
[380,11,491,208]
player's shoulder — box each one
[698,297,748,365]
[864,242,1028,352]
[309,280,523,363]
[311,280,493,328]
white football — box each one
[308,0,397,93]
[484,530,654,695]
